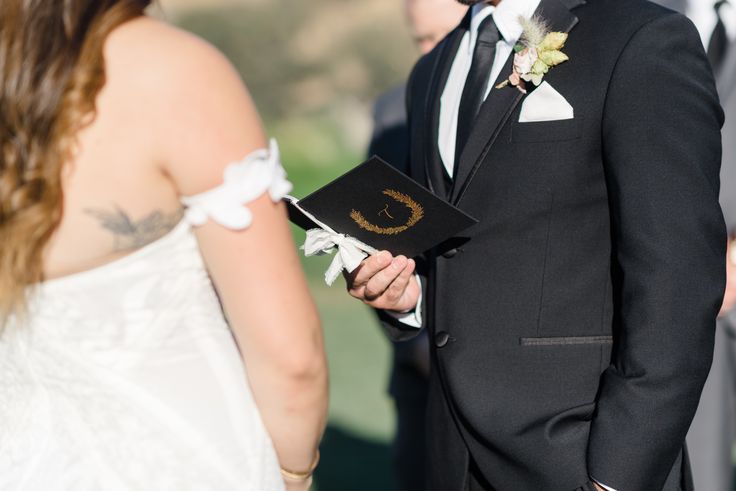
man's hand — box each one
[720,239,736,316]
[346,251,420,313]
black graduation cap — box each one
[285,156,478,258]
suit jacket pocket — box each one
[520,335,613,346]
[511,117,582,143]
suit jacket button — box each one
[435,331,450,348]
[442,248,458,259]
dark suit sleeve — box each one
[587,13,726,490]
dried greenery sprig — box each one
[496,16,569,93]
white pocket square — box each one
[518,81,574,123]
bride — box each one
[0,1,327,490]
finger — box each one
[347,283,365,300]
[353,259,416,305]
[728,273,736,287]
[395,260,420,310]
[350,251,393,288]
[383,259,416,304]
[365,255,407,301]
[406,258,417,276]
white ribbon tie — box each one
[303,229,377,286]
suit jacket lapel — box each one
[423,14,470,197]
[450,0,583,205]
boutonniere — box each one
[496,16,569,94]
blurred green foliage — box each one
[172,1,415,120]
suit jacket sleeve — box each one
[587,13,726,490]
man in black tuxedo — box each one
[346,0,727,489]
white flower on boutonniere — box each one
[496,16,569,94]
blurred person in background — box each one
[0,1,326,490]
[368,3,467,490]
[652,1,736,489]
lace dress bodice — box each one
[0,141,291,491]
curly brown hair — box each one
[0,0,152,319]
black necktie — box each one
[455,15,501,174]
[708,0,730,73]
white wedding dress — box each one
[0,142,291,491]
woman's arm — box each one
[197,195,327,489]
[137,18,327,487]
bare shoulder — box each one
[102,16,266,195]
[104,16,244,101]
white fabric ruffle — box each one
[303,228,376,286]
[283,196,377,286]
[181,139,292,230]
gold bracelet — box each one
[280,450,320,482]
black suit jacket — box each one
[380,0,726,489]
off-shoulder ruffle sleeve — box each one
[180,139,292,230]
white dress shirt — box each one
[687,0,736,48]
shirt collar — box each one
[687,0,736,43]
[469,0,543,53]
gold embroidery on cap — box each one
[350,189,424,235]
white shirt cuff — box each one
[384,274,423,328]
[592,479,617,491]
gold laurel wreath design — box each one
[350,189,424,235]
